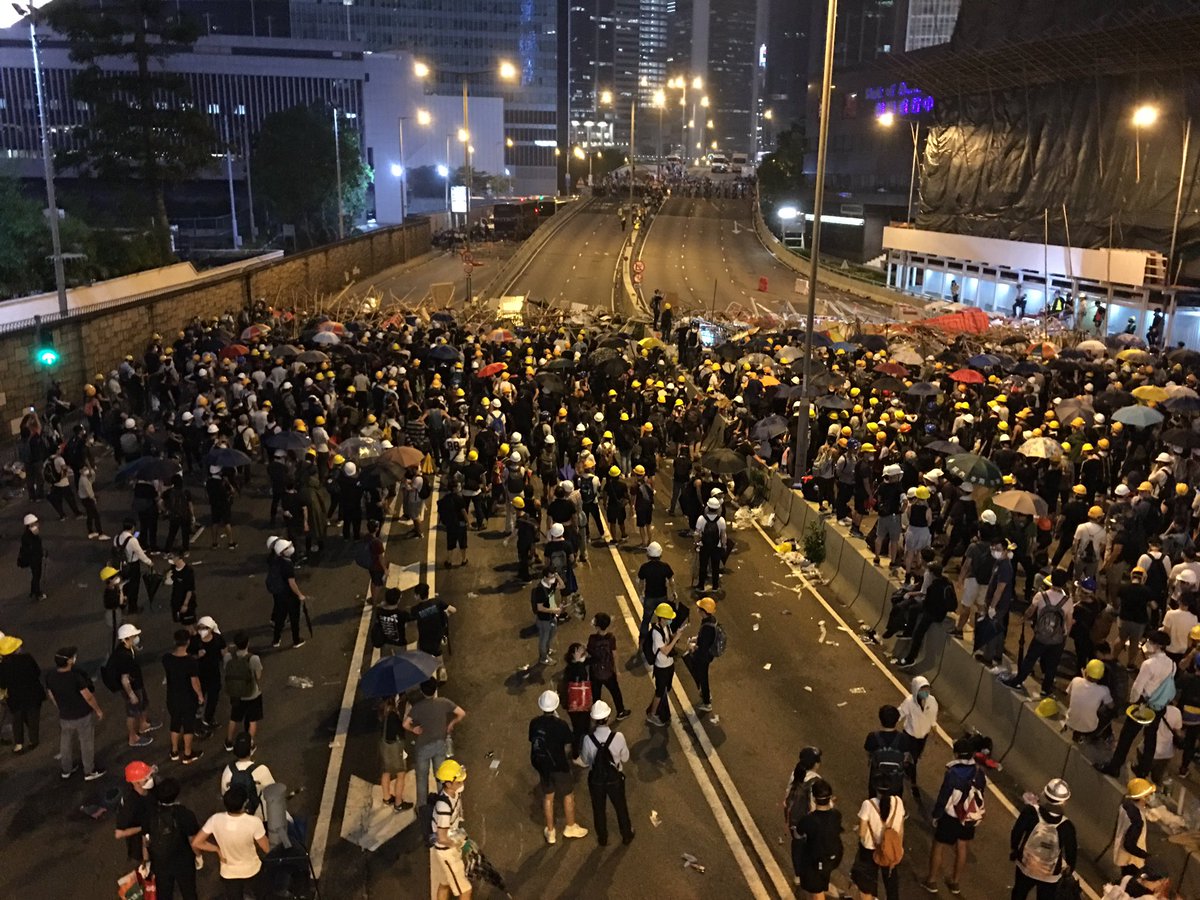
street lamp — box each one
[499,60,518,81]
[413,60,430,80]
[877,111,921,223]
[416,108,432,126]
[653,89,666,176]
[1132,103,1159,183]
[15,1,67,314]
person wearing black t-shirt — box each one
[636,543,676,648]
[409,582,456,676]
[187,617,226,728]
[168,556,197,626]
[45,646,105,780]
[145,778,202,900]
[529,691,588,845]
[162,630,204,765]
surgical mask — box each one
[198,628,211,638]
[991,550,1004,559]
[132,637,142,650]
[917,690,930,701]
[142,777,155,790]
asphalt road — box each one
[0,205,1110,900]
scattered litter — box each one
[817,621,828,644]
[763,663,773,671]
[466,592,479,599]
[804,686,813,692]
[838,626,854,634]
[772,581,798,592]
[489,758,501,772]
[754,591,766,597]
[286,676,314,689]
[751,612,762,619]
[650,810,663,828]
[752,624,760,631]
[837,702,848,708]
[77,583,87,588]
[849,687,867,695]
[681,853,707,874]
[781,609,792,616]
[708,714,720,724]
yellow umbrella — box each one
[638,337,665,351]
[1118,348,1154,363]
[1132,385,1169,404]
[761,375,781,387]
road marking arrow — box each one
[339,774,416,852]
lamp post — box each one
[793,0,837,484]
[17,1,68,314]
[876,111,921,223]
[1132,103,1158,184]
[332,107,344,240]
[652,89,666,178]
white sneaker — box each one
[563,824,589,839]
[544,827,557,844]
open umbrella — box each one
[1109,333,1147,350]
[816,394,851,410]
[905,381,940,397]
[206,447,252,468]
[477,362,507,378]
[776,346,807,365]
[339,437,384,461]
[589,347,623,366]
[993,490,1049,517]
[1166,385,1199,399]
[265,431,311,452]
[486,328,517,344]
[535,372,568,394]
[1118,347,1154,363]
[1161,428,1200,450]
[597,335,627,350]
[751,414,788,440]
[273,344,301,360]
[967,353,1001,369]
[1054,399,1094,425]
[429,344,463,363]
[543,357,576,372]
[875,361,909,377]
[381,445,425,469]
[811,371,843,390]
[219,343,250,360]
[316,320,346,334]
[1113,405,1165,428]
[1017,437,1064,461]
[946,453,1003,487]
[359,651,441,698]
[638,336,665,352]
[241,324,271,342]
[597,356,630,378]
[311,330,340,345]
[891,347,923,366]
[1132,385,1169,404]
[949,368,985,384]
[701,448,747,475]
[760,374,781,387]
[850,333,888,352]
[1012,361,1044,375]
[872,376,905,393]
[716,343,742,361]
[116,456,182,484]
[1093,390,1135,416]
[295,350,328,365]
[1166,395,1200,414]
[739,352,774,369]
[925,439,962,455]
[830,341,859,354]
[1076,339,1107,357]
[1168,348,1200,367]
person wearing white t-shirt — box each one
[1162,599,1198,660]
[1150,703,1184,784]
[1065,660,1113,740]
[645,603,687,727]
[191,785,269,898]
[851,790,906,899]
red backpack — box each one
[566,679,593,713]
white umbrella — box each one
[1077,339,1107,357]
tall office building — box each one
[902,0,961,50]
[763,0,812,137]
[288,0,564,195]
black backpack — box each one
[641,624,666,666]
[587,732,623,787]
[146,804,187,861]
[530,722,556,773]
[869,731,907,796]
[701,514,721,551]
[226,762,263,814]
[579,476,596,505]
[419,476,432,500]
[100,653,124,693]
[353,539,373,570]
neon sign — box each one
[866,81,935,118]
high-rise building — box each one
[288,0,565,195]
[763,0,812,137]
[902,0,961,50]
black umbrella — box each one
[816,394,851,410]
[1012,361,1043,375]
[115,456,181,484]
[872,376,905,393]
[597,335,627,349]
[1165,395,1200,414]
[206,447,253,468]
[701,448,747,475]
[1168,348,1200,367]
[905,381,940,397]
[265,431,312,452]
[924,439,962,455]
[597,356,630,378]
[589,347,623,365]
[339,437,383,461]
[428,344,463,363]
[295,350,329,365]
[1058,348,1088,359]
[535,372,568,394]
[716,343,741,361]
[751,414,788,440]
[1092,390,1135,417]
[1161,428,1200,449]
[850,333,888,352]
[274,344,302,360]
[360,461,405,488]
[811,371,843,390]
[543,357,576,372]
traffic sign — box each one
[463,263,474,275]
[633,260,645,274]
[633,272,643,285]
[461,250,475,265]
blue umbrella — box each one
[1112,405,1165,428]
[359,651,441,698]
[830,341,860,354]
[968,353,1000,368]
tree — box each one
[46,0,218,259]
[452,166,494,195]
[757,126,808,206]
[251,105,372,248]
[408,165,445,198]
[0,177,50,298]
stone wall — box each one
[1,221,430,436]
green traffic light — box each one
[35,346,59,367]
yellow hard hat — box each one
[333,454,346,465]
[512,496,525,509]
[1081,443,1094,452]
[1071,416,1085,427]
[500,443,510,455]
[468,450,479,461]
[850,387,861,397]
[367,414,377,424]
[1085,659,1105,680]
[853,404,863,414]
[866,422,879,432]
[1035,697,1059,718]
[1087,505,1104,519]
[314,416,325,426]
[436,759,467,782]
[1002,474,1016,484]
[996,394,1007,403]
[634,464,646,475]
[697,597,717,614]
[1072,484,1087,495]
[609,466,621,477]
[1138,481,1153,492]
[1191,624,1200,642]
[861,443,876,453]
[915,486,930,500]
[998,421,1009,431]
[582,437,593,447]
[620,412,630,421]
[1126,777,1156,798]
[1098,438,1110,449]
[841,426,852,437]
[643,422,654,432]
[1178,483,1190,496]
[653,602,676,620]
[100,566,120,582]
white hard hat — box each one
[343,461,357,477]
[277,540,295,557]
[646,541,663,558]
[491,399,501,409]
[181,411,193,422]
[576,423,586,432]
[980,509,998,525]
[1043,778,1071,804]
[560,480,574,493]
[883,464,903,477]
[207,424,219,434]
[1114,484,1131,496]
[511,432,522,443]
[538,690,560,713]
[549,522,565,538]
[116,624,142,641]
[22,513,38,526]
[1179,570,1198,585]
[282,381,292,390]
[545,435,556,445]
[706,497,721,510]
[510,452,522,464]
[590,700,612,720]
[124,418,136,429]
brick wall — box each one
[1,221,431,436]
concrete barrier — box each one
[928,637,986,725]
[999,703,1073,804]
[959,665,1025,752]
[828,538,866,612]
[1061,747,1125,869]
[775,485,793,527]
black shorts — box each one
[211,507,231,525]
[446,527,468,551]
[538,768,576,796]
[369,567,386,587]
[934,814,977,844]
[230,695,264,726]
[607,506,626,524]
[797,863,833,894]
[167,698,198,734]
[635,507,653,527]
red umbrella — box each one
[477,362,507,378]
[240,324,270,341]
[949,368,985,384]
[486,328,517,344]
[317,321,346,334]
[219,344,250,360]
[874,361,909,377]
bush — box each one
[803,521,826,566]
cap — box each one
[538,690,560,713]
[653,602,676,620]
[590,700,612,721]
[647,541,663,558]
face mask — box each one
[991,550,1004,559]
[132,638,142,650]
[918,690,930,701]
[142,777,155,790]
[198,628,211,638]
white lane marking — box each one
[745,517,1101,900]
[310,492,402,878]
[600,516,791,899]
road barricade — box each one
[927,636,985,728]
[999,703,1072,804]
